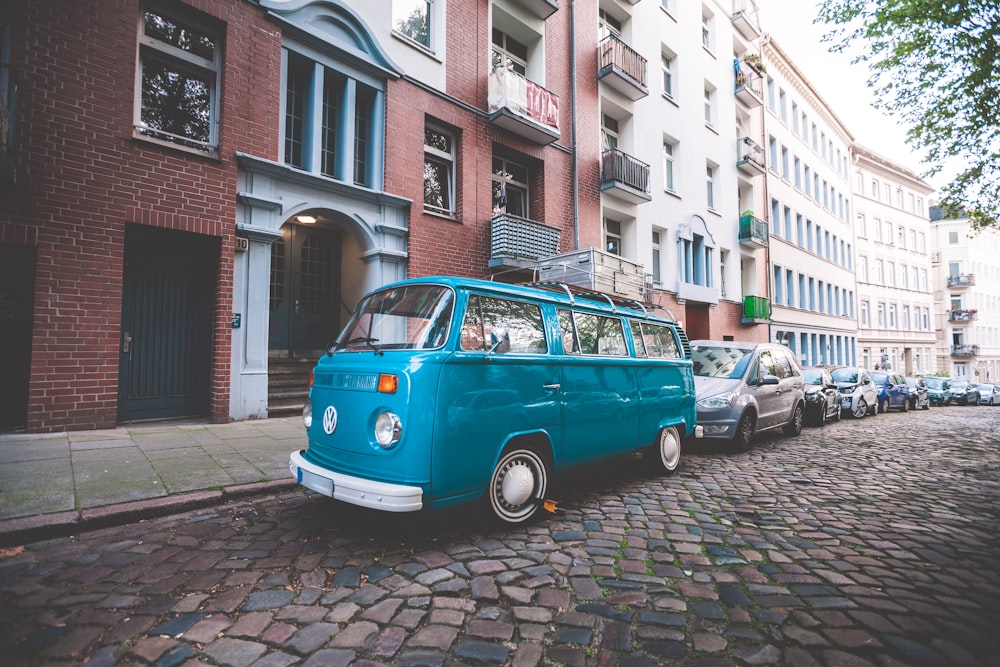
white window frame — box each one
[392,0,432,50]
[662,138,676,192]
[423,123,456,216]
[135,1,222,154]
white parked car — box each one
[978,384,1000,406]
[821,366,879,418]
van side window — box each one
[574,312,628,357]
[557,309,581,354]
[461,295,547,354]
[632,321,681,359]
[773,350,793,379]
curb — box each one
[0,479,298,548]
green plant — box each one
[742,52,766,73]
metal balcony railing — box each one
[490,213,560,267]
[737,136,765,174]
[487,68,560,144]
[601,148,650,195]
[951,344,980,357]
[948,309,978,323]
[739,214,768,247]
[947,274,975,288]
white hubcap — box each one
[501,463,534,506]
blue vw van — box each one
[289,276,698,524]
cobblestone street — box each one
[2,406,999,666]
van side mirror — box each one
[759,375,779,386]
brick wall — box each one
[0,0,280,431]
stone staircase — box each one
[267,357,316,418]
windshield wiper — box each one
[329,336,381,355]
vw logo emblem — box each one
[322,406,338,434]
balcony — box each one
[947,273,975,288]
[489,213,561,270]
[742,295,771,324]
[951,344,980,357]
[597,34,648,100]
[509,0,558,20]
[739,214,768,248]
[488,69,560,145]
[600,149,651,204]
[734,60,763,108]
[948,309,978,323]
[730,1,763,41]
[736,137,765,176]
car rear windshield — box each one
[830,368,860,383]
[334,285,454,352]
[691,345,753,379]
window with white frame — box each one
[889,304,897,328]
[703,85,715,126]
[860,300,870,327]
[602,114,619,150]
[599,9,622,41]
[492,155,529,217]
[651,229,662,284]
[681,231,713,287]
[491,29,527,75]
[661,50,675,98]
[705,162,716,209]
[701,12,712,51]
[662,138,676,191]
[858,255,868,282]
[877,302,886,327]
[605,218,622,255]
[423,123,455,216]
[393,0,431,49]
[136,1,222,153]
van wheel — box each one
[732,412,756,453]
[648,427,681,475]
[487,447,548,524]
[783,403,804,436]
[879,397,890,414]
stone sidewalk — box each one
[0,418,302,545]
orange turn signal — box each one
[378,374,398,394]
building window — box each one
[662,138,676,191]
[492,29,527,75]
[661,50,675,98]
[651,229,662,284]
[701,12,712,51]
[284,51,382,187]
[393,0,431,48]
[877,303,886,327]
[703,85,715,126]
[948,231,959,244]
[136,2,222,153]
[860,300,869,327]
[681,232,713,287]
[424,123,455,216]
[602,114,619,150]
[856,213,866,237]
[492,156,529,217]
[606,219,622,255]
[706,162,716,209]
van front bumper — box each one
[289,450,423,512]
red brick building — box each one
[0,0,603,432]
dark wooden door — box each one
[118,227,216,422]
[0,244,37,431]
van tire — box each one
[648,426,681,475]
[732,411,756,453]
[487,447,549,524]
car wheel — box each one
[852,398,868,419]
[922,400,930,410]
[902,397,909,412]
[817,401,827,427]
[487,447,548,525]
[879,397,890,414]
[733,411,756,453]
[648,426,681,475]
[783,403,804,436]
[834,403,842,421]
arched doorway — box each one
[268,220,342,356]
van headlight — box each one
[302,400,313,430]
[698,393,734,409]
[374,411,402,448]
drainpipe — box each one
[570,0,580,250]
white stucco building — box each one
[759,37,858,366]
[930,216,1000,382]
[852,145,935,375]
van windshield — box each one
[333,285,454,352]
[691,345,754,379]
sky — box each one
[753,0,948,194]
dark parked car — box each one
[921,376,951,406]
[948,380,979,406]
[904,377,931,410]
[801,367,842,426]
[870,370,911,413]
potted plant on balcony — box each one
[742,52,766,74]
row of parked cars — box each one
[690,340,999,452]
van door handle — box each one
[543,383,561,391]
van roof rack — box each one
[524,281,677,323]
